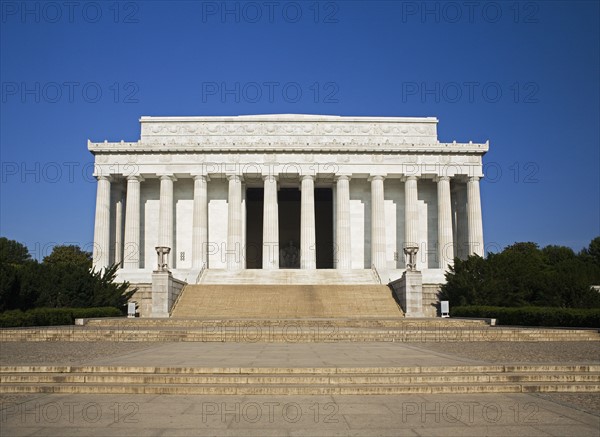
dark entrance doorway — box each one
[245,188,263,269]
[278,188,301,268]
[314,188,334,269]
[245,187,334,269]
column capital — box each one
[300,174,315,182]
[158,174,177,181]
[227,174,243,182]
[191,173,210,182]
[368,174,386,182]
[468,176,481,182]
[95,175,112,182]
[126,174,144,182]
[262,174,278,182]
[434,175,451,183]
[335,174,352,182]
[401,175,419,182]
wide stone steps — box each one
[1,325,598,342]
[1,365,598,395]
[171,284,403,318]
[82,317,489,328]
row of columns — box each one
[92,174,484,272]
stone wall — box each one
[169,277,186,313]
[422,283,442,317]
[127,283,152,317]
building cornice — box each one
[139,114,439,123]
[88,140,489,155]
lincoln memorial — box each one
[89,114,487,317]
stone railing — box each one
[371,264,382,284]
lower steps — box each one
[1,365,598,395]
[1,324,598,342]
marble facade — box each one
[89,114,487,292]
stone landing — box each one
[198,268,380,284]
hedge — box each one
[0,307,123,328]
[452,306,600,328]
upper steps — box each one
[199,269,379,284]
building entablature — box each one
[88,139,488,155]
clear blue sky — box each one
[1,1,598,260]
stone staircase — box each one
[169,268,401,319]
[171,284,403,318]
[1,365,598,395]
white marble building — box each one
[89,115,487,303]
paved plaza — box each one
[1,341,598,436]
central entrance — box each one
[245,187,333,269]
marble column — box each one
[158,175,175,268]
[300,175,316,269]
[404,175,419,270]
[467,176,484,257]
[123,175,142,269]
[370,175,386,272]
[227,174,243,270]
[436,176,454,269]
[335,175,352,269]
[113,184,124,267]
[192,175,209,269]
[262,175,279,269]
[92,175,111,271]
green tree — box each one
[43,245,92,268]
[0,239,136,313]
[440,238,600,309]
[581,237,600,266]
[89,264,136,309]
[542,245,576,265]
[0,263,20,311]
[440,255,488,306]
[0,237,32,265]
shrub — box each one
[0,307,122,328]
[452,305,600,328]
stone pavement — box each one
[84,343,482,368]
[1,341,599,436]
[1,392,598,436]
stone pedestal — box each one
[151,271,172,318]
[391,270,424,317]
[151,270,187,318]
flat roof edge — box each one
[139,115,439,123]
